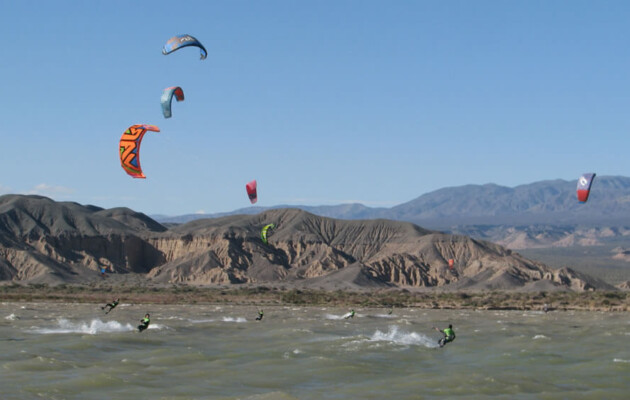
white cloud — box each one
[26,184,75,198]
[194,210,206,215]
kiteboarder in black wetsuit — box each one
[256,310,264,321]
[101,298,119,314]
[138,314,150,333]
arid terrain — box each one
[0,195,620,294]
[151,177,630,286]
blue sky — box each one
[1,1,629,215]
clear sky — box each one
[1,1,629,215]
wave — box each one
[324,313,354,320]
[239,391,298,400]
[371,313,396,319]
[292,328,313,334]
[188,318,215,323]
[5,313,19,320]
[31,318,136,334]
[283,349,303,359]
[221,317,247,323]
[533,334,549,340]
[369,325,438,348]
[613,358,630,363]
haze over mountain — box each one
[154,176,630,227]
[0,194,615,292]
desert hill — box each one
[0,194,166,236]
[151,177,630,284]
[0,194,167,282]
[0,195,615,291]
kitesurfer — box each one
[434,324,455,347]
[345,309,355,319]
[101,298,119,314]
[256,310,264,321]
[138,313,150,333]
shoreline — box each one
[0,284,628,312]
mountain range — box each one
[153,176,630,250]
[154,176,630,226]
[0,194,618,291]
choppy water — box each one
[1,303,629,399]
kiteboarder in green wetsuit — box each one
[101,298,119,314]
[434,324,455,347]
[344,309,355,319]
[138,314,150,333]
[256,310,264,321]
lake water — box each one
[1,302,629,399]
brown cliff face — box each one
[144,209,614,291]
[0,195,165,282]
[0,196,615,291]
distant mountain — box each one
[387,176,630,227]
[0,195,614,291]
[153,176,630,227]
[153,203,383,224]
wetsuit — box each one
[439,327,455,347]
[102,300,119,313]
[256,311,264,321]
[138,316,150,332]
[345,310,355,319]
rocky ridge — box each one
[0,195,615,291]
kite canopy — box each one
[448,259,454,269]
[576,173,596,203]
[261,223,275,245]
[246,180,258,204]
[162,34,207,60]
[119,124,160,178]
[161,86,185,119]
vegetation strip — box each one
[0,284,627,311]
